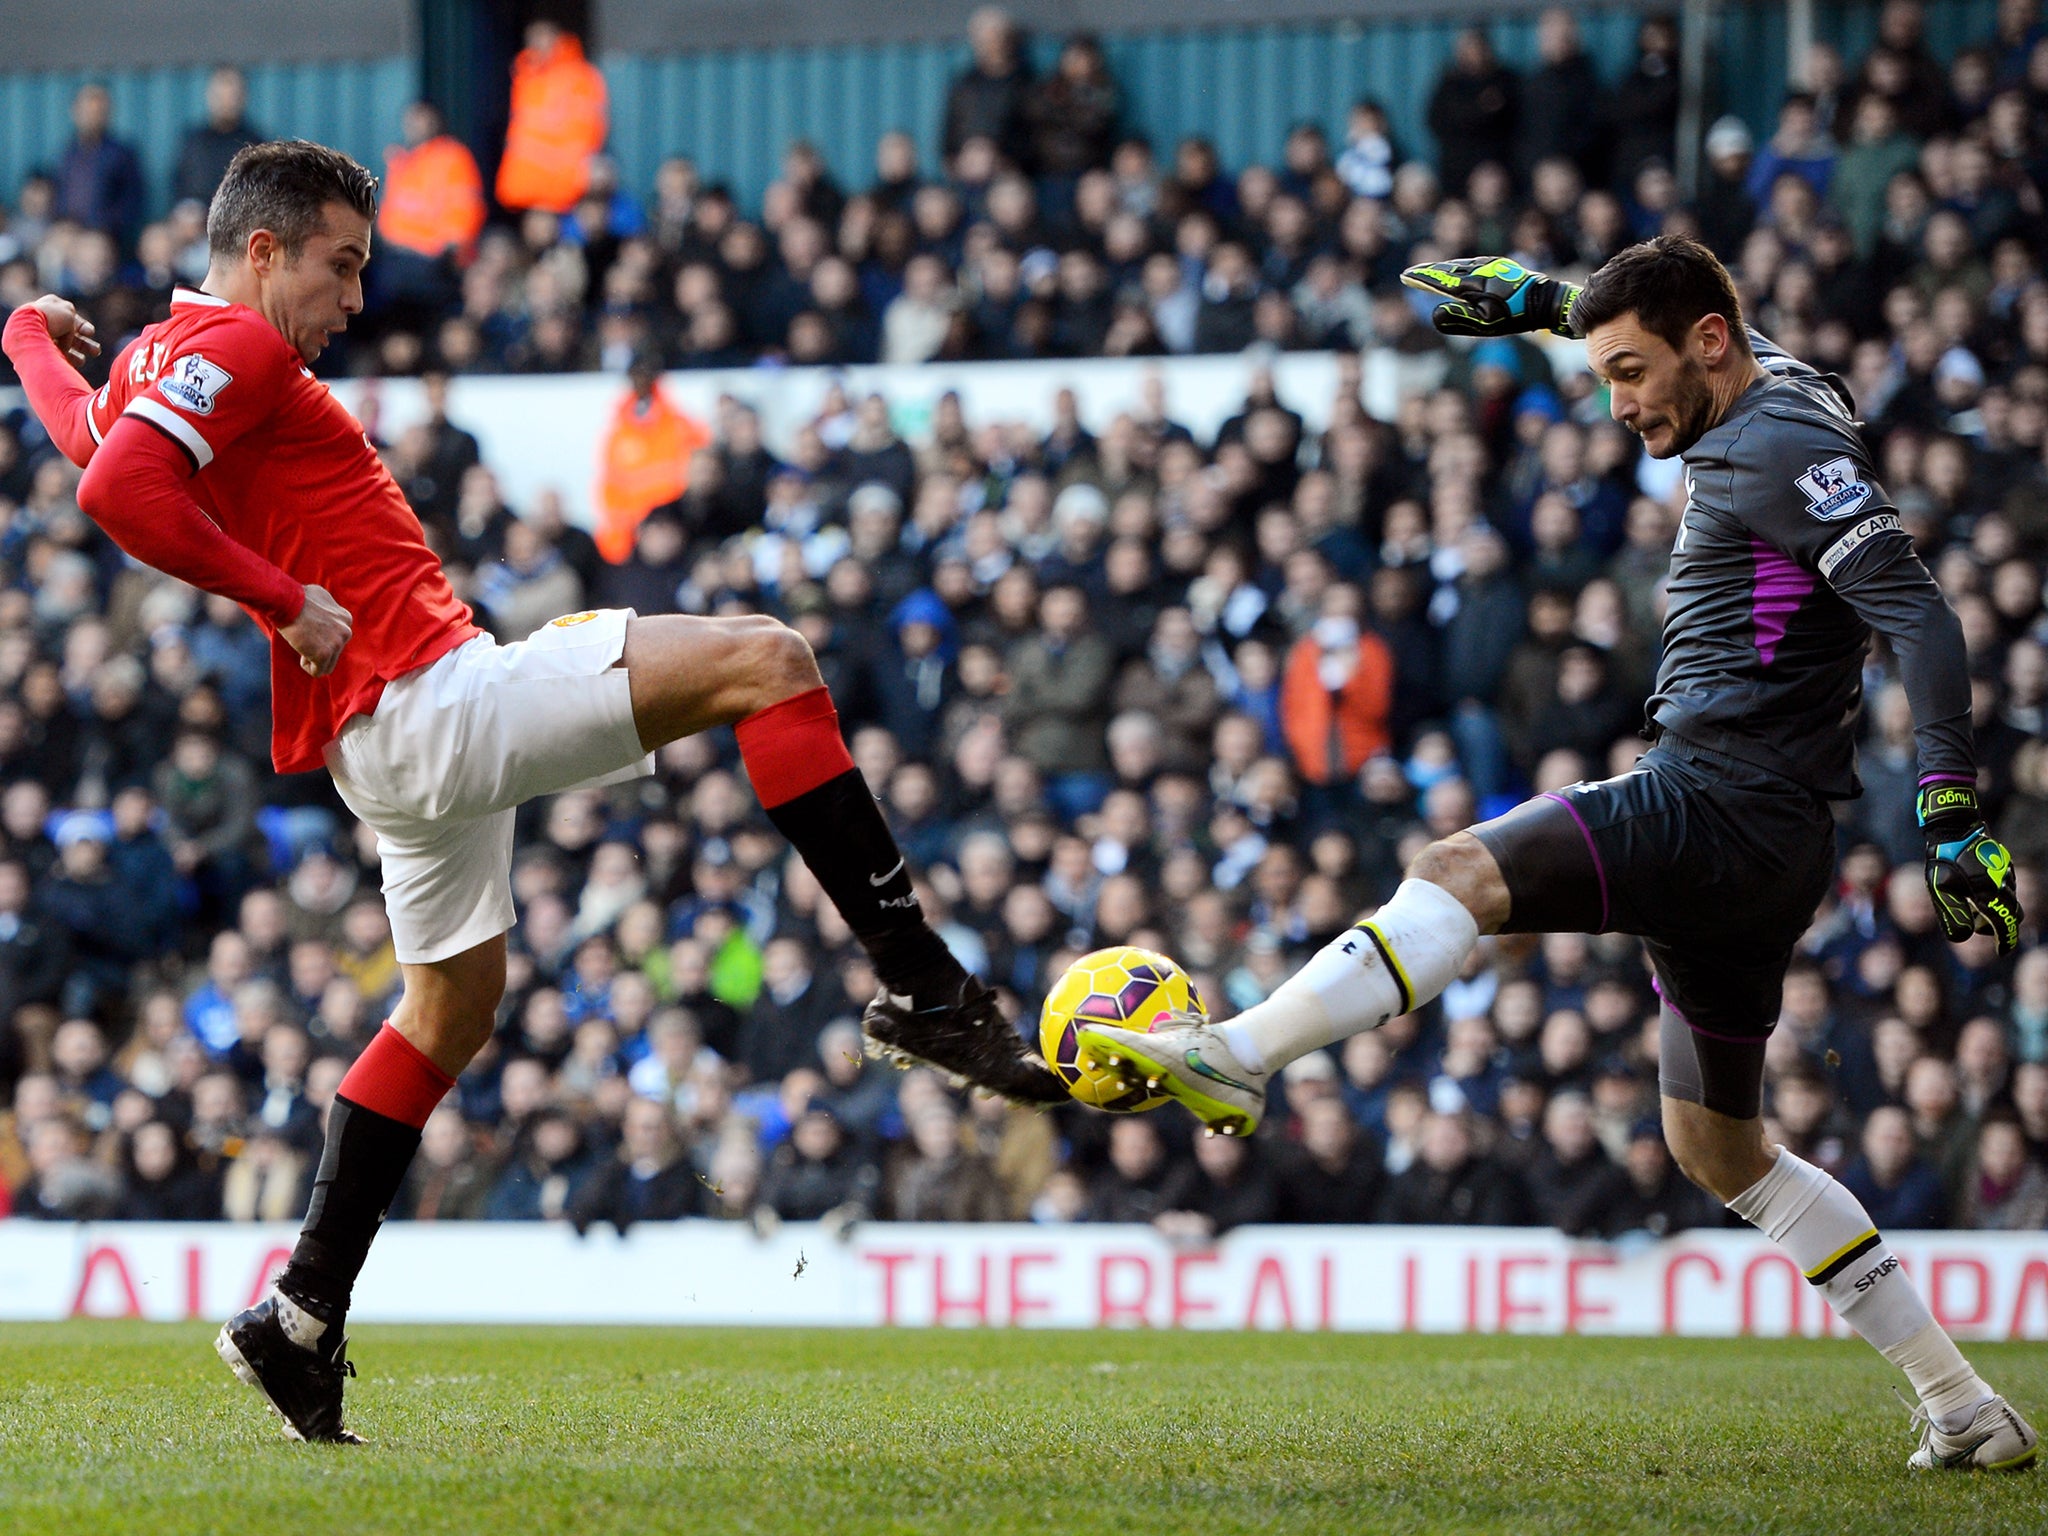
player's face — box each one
[1587,315,1718,460]
[276,202,371,363]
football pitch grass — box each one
[1,1325,2044,1534]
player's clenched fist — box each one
[281,584,353,676]
[24,295,100,366]
[1918,782,2025,954]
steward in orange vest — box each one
[496,22,609,214]
[380,102,486,262]
[595,356,712,563]
[1281,614,1396,785]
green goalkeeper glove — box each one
[1400,256,1583,339]
[1918,782,2024,954]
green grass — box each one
[0,1326,2043,1534]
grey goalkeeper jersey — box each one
[1648,331,1973,800]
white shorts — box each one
[324,608,654,965]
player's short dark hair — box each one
[207,140,378,260]
[1572,234,1753,358]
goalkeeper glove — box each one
[1918,781,2024,954]
[1400,256,1583,339]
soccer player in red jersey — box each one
[2,141,1060,1442]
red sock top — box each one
[736,685,857,808]
[336,1023,457,1129]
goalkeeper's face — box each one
[1587,315,1718,460]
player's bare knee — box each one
[738,616,820,704]
[1406,834,1506,931]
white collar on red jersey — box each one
[171,287,231,309]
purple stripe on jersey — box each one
[1541,792,1610,932]
[1750,539,1815,667]
[1918,772,1975,786]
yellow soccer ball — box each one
[1039,946,1205,1112]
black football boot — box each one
[215,1296,363,1444]
[862,969,1067,1104]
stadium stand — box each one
[2,0,2048,1244]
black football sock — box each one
[276,1095,422,1341]
[762,767,960,994]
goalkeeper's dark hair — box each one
[207,140,378,260]
[1572,234,1752,358]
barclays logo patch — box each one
[157,354,233,417]
[1795,456,1874,521]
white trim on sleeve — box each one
[86,404,104,446]
[124,395,216,468]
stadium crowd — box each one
[5,0,2048,1239]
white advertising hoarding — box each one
[4,1221,2046,1339]
[329,347,1459,526]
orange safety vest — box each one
[1280,631,1395,785]
[379,135,486,260]
[595,381,712,563]
[495,34,608,214]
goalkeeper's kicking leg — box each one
[1077,752,2035,1470]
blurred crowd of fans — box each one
[5,2,2048,1239]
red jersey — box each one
[90,289,479,772]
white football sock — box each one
[1221,878,1479,1074]
[1728,1149,1991,1431]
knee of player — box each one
[740,615,820,697]
[1405,834,1500,920]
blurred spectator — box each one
[1520,8,1606,182]
[1696,117,1760,259]
[1524,1090,1629,1235]
[885,1100,1007,1219]
[1090,1117,1191,1222]
[1280,590,1394,792]
[1842,1105,1951,1229]
[220,1128,307,1221]
[14,1115,121,1219]
[173,67,264,207]
[54,84,143,241]
[1746,92,1839,203]
[1601,1125,1720,1238]
[567,1095,698,1232]
[1155,1130,1279,1239]
[1004,584,1115,811]
[496,21,609,215]
[1961,1115,2048,1228]
[595,355,713,564]
[758,1101,877,1221]
[1427,28,1519,195]
[117,1118,218,1220]
[397,1105,495,1220]
[1274,1096,1384,1222]
[1026,34,1119,196]
[1378,1111,1529,1225]
[378,101,486,273]
[1605,14,1682,193]
[945,8,1035,170]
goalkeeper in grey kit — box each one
[1078,236,2036,1470]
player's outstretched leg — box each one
[222,941,492,1442]
[629,615,1063,1104]
[1080,853,1487,1134]
[1667,1096,2038,1472]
